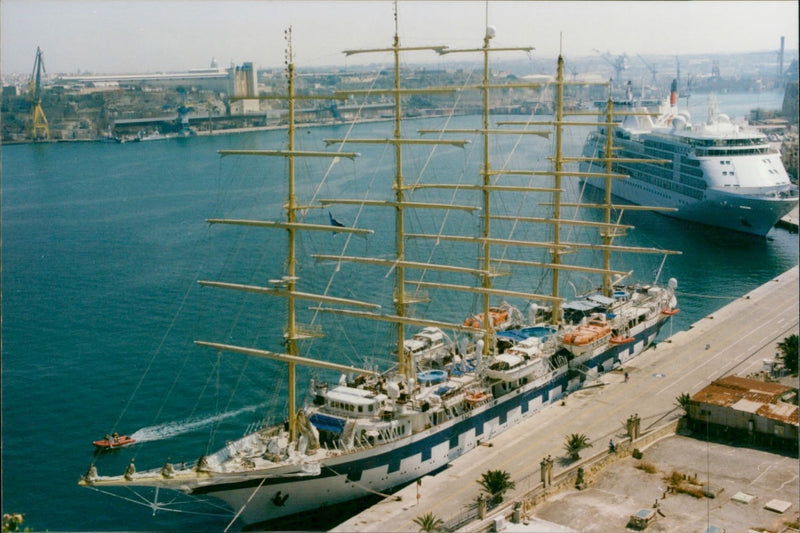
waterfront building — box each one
[687,376,798,449]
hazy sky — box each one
[1,1,797,75]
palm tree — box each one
[563,433,592,461]
[674,392,691,414]
[477,469,516,504]
[777,334,798,375]
[413,512,444,533]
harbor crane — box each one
[27,46,50,141]
[593,49,628,85]
[637,54,657,84]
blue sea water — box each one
[1,91,797,531]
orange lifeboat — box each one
[464,307,509,329]
[465,391,489,404]
[562,318,612,346]
[661,308,680,316]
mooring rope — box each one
[322,463,399,499]
[674,291,739,300]
[224,477,268,532]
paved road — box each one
[333,266,798,533]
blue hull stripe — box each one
[194,319,665,495]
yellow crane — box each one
[27,46,50,141]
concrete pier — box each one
[777,205,799,232]
[332,266,798,533]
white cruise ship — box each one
[581,80,798,236]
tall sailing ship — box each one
[80,21,680,529]
[581,79,798,236]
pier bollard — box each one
[512,501,521,524]
[540,457,548,488]
[575,467,586,490]
[626,413,641,440]
[124,459,135,480]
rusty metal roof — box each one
[691,376,798,426]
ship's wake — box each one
[130,404,262,443]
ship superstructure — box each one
[581,80,798,236]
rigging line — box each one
[562,122,601,279]
[411,65,477,291]
[674,291,739,300]
[304,70,383,213]
[294,74,387,359]
[198,160,291,441]
[206,220,282,446]
[111,223,216,436]
[84,486,233,517]
[224,477,268,533]
[496,78,555,267]
[295,73,397,368]
[302,72,383,301]
[582,119,672,258]
[563,103,588,247]
[310,145,389,368]
[152,310,227,438]
[154,154,276,429]
[208,349,223,454]
[125,152,267,450]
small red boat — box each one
[93,434,136,449]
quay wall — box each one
[332,265,798,533]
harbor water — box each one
[2,90,797,531]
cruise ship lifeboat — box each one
[464,390,490,405]
[561,315,612,351]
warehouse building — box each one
[687,376,798,450]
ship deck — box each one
[332,265,799,533]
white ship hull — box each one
[190,314,669,526]
[83,311,669,527]
[580,162,797,236]
[581,91,798,236]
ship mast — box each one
[196,28,377,442]
[601,99,616,295]
[391,11,408,379]
[552,99,680,298]
[494,51,680,310]
[319,4,476,382]
[551,55,566,321]
[435,28,567,339]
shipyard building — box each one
[687,376,798,450]
[58,61,257,103]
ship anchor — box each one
[272,491,289,507]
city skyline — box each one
[1,1,798,76]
